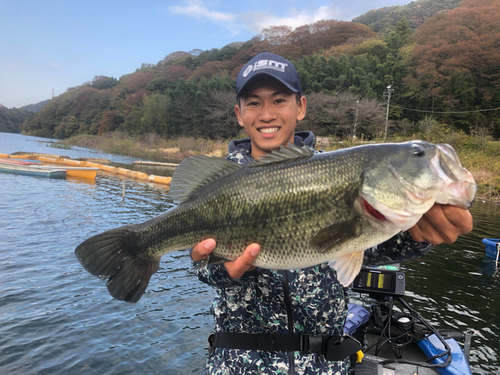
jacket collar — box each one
[227,131,316,159]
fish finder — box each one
[351,266,405,296]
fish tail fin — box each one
[328,251,364,287]
[75,226,159,303]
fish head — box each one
[360,141,476,232]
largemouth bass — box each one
[75,141,476,302]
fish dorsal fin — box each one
[169,155,242,203]
[169,144,312,203]
[249,143,314,167]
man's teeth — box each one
[259,127,279,134]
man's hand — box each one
[408,204,473,245]
[191,238,260,279]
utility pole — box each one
[384,85,394,140]
[353,99,359,138]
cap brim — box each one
[236,71,300,98]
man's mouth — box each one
[258,127,280,134]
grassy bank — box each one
[59,132,228,161]
[56,131,500,203]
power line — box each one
[390,104,500,114]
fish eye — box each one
[412,144,425,157]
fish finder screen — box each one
[356,271,392,291]
[352,267,405,295]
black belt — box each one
[208,332,361,362]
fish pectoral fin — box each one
[310,218,361,253]
[328,251,365,287]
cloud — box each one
[169,0,235,22]
[167,1,347,36]
[50,62,60,67]
[241,6,344,33]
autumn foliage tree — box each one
[404,0,500,115]
[23,0,497,141]
[99,109,124,134]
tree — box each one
[289,20,376,55]
[404,0,500,115]
[0,106,30,133]
[202,90,240,139]
[125,72,156,93]
[298,91,386,138]
[91,76,118,90]
[99,109,124,134]
[138,94,171,135]
[160,65,193,82]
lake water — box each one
[1,132,499,374]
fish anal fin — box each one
[310,218,361,253]
[328,251,365,287]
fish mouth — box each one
[432,145,477,208]
[362,198,387,221]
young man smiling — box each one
[234,73,306,160]
[191,52,473,374]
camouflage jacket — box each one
[195,131,432,374]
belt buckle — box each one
[300,334,325,354]
[208,333,215,356]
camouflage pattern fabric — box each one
[194,132,432,374]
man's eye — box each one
[275,99,285,104]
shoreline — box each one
[7,141,500,204]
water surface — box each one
[1,133,498,374]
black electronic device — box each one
[351,267,405,296]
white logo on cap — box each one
[242,59,288,78]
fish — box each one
[75,141,476,302]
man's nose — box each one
[258,102,277,122]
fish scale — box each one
[75,141,476,302]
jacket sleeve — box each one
[191,255,260,288]
[363,231,433,267]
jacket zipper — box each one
[281,270,295,375]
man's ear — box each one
[234,104,244,127]
[297,96,307,121]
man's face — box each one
[235,77,307,160]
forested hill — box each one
[352,0,462,33]
[22,0,500,141]
[21,100,50,113]
[0,99,48,134]
[0,106,30,133]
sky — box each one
[0,0,412,109]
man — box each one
[191,52,473,374]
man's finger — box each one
[440,205,473,234]
[409,204,474,244]
[191,238,216,262]
[225,244,260,279]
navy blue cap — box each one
[235,52,301,98]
